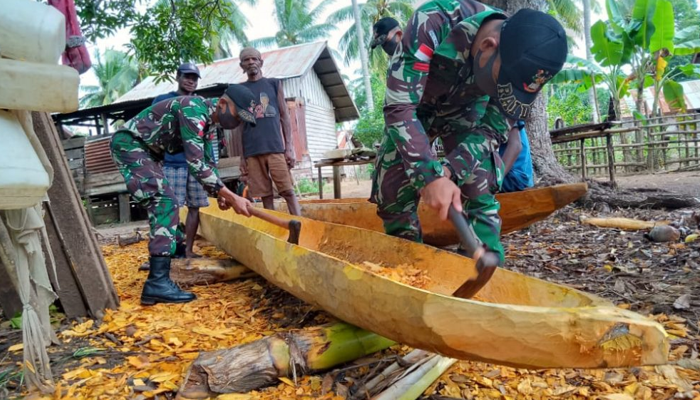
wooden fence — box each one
[551,113,700,184]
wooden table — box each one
[314,157,376,199]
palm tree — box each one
[327,0,414,68]
[79,49,140,108]
[251,0,337,49]
[207,0,255,59]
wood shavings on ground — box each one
[1,207,699,399]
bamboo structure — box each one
[552,115,700,182]
[185,205,669,369]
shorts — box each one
[163,165,210,208]
[246,153,294,197]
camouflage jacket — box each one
[383,0,509,189]
[121,96,223,195]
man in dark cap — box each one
[150,63,214,259]
[370,17,403,56]
[238,47,301,216]
[371,0,567,267]
[111,84,257,305]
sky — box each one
[81,0,600,92]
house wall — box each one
[284,71,337,179]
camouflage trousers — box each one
[370,123,505,262]
[110,131,184,256]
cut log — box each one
[170,258,255,286]
[178,322,396,398]
[583,180,700,210]
[581,217,668,231]
[117,231,143,247]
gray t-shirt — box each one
[241,78,285,157]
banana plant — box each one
[554,0,700,118]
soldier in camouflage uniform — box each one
[110,84,257,305]
[371,0,567,263]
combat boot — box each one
[140,256,196,305]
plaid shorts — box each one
[163,166,210,208]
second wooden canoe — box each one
[191,203,668,369]
[273,183,587,246]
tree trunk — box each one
[352,0,374,111]
[482,0,574,185]
[583,0,599,123]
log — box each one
[170,258,255,286]
[583,180,700,210]
[178,322,396,398]
[581,217,668,231]
[117,231,143,247]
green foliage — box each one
[76,0,252,81]
[554,0,700,118]
[547,83,610,127]
[662,80,686,112]
[328,0,414,67]
[352,75,386,148]
[10,312,22,329]
[80,49,140,108]
[250,0,337,49]
[295,178,323,195]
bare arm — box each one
[501,127,522,176]
[277,80,293,150]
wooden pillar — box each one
[317,167,323,200]
[606,133,616,187]
[580,139,586,180]
[33,112,119,318]
[94,115,102,136]
[101,113,110,136]
[333,166,342,199]
[118,193,131,223]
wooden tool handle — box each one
[247,206,292,230]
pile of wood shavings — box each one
[359,261,433,289]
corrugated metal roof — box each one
[112,41,359,122]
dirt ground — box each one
[2,172,699,399]
[597,171,700,198]
[319,170,700,202]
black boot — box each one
[141,256,196,305]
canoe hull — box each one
[278,183,588,246]
[193,205,668,369]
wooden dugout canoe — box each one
[274,183,588,246]
[192,204,668,369]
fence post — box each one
[580,139,586,180]
[606,133,616,187]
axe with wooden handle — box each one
[247,206,302,245]
[449,206,501,299]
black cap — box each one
[496,9,567,120]
[224,84,257,126]
[177,62,201,78]
[370,17,400,49]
